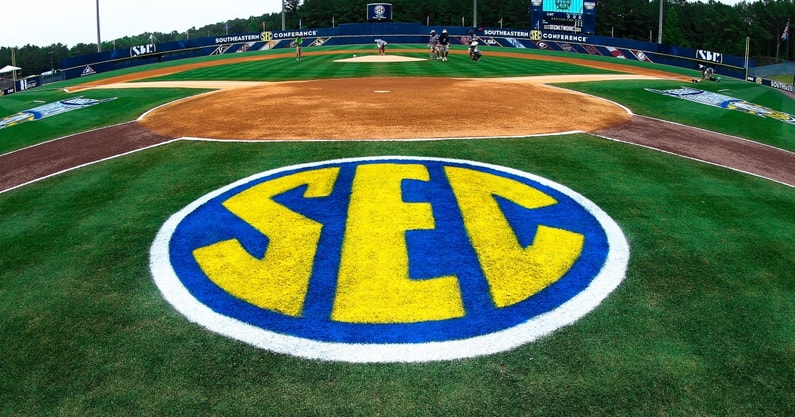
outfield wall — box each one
[60,22,750,81]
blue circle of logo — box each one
[150,157,629,362]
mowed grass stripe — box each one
[144,49,621,82]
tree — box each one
[3,0,795,76]
[663,4,687,47]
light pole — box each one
[282,1,286,31]
[48,51,54,83]
[657,0,663,44]
[473,0,477,28]
[96,0,102,52]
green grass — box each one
[0,45,793,416]
[1,137,792,416]
[143,47,622,82]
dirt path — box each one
[596,116,795,186]
[0,123,173,191]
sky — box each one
[1,0,284,48]
[1,0,752,49]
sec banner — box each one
[150,157,629,362]
[367,3,392,21]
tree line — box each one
[2,0,793,77]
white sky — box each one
[1,0,753,48]
[1,0,284,48]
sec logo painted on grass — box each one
[150,157,629,362]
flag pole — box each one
[744,36,750,81]
[786,19,791,62]
[779,19,791,62]
[11,48,17,93]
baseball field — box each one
[1,45,793,416]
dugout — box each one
[0,65,21,95]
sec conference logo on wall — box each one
[150,157,629,362]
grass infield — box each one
[0,45,793,416]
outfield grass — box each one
[143,47,622,82]
[0,45,793,416]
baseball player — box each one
[428,30,440,60]
[469,41,482,61]
[702,65,715,80]
[375,39,388,56]
[294,35,303,60]
[438,29,451,61]
[465,29,481,46]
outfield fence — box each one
[58,22,750,83]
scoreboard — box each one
[543,0,584,14]
[531,0,595,35]
[543,0,583,32]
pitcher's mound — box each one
[334,54,426,63]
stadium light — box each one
[473,0,477,28]
[96,0,102,52]
[48,51,53,82]
[658,0,663,44]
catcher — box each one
[469,41,482,61]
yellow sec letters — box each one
[332,163,465,323]
[193,167,339,317]
[445,166,585,308]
